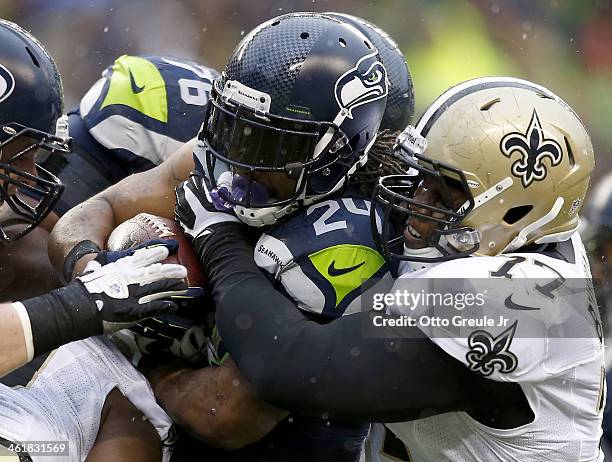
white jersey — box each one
[386,233,605,461]
[0,336,172,462]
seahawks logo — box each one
[334,51,388,122]
[500,110,563,188]
[0,63,15,104]
[466,321,518,376]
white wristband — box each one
[11,302,34,361]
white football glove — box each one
[77,243,189,334]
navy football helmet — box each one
[0,20,70,241]
[196,12,388,226]
[325,12,414,131]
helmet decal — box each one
[466,321,518,376]
[500,109,563,188]
[334,51,388,124]
[324,12,415,130]
[0,64,15,104]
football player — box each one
[0,20,190,462]
[46,54,219,216]
[0,51,218,301]
[49,12,413,460]
[173,12,412,461]
[34,20,284,457]
[185,77,603,461]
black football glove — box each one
[22,241,191,357]
[175,174,240,244]
[113,314,209,365]
[76,242,190,333]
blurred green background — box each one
[1,0,611,181]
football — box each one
[106,213,205,289]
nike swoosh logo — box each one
[504,295,540,311]
[129,69,145,94]
[328,260,365,277]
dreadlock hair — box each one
[348,129,408,197]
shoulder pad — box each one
[268,197,381,255]
[77,55,219,165]
[256,196,390,318]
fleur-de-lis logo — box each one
[500,110,563,188]
[466,321,518,376]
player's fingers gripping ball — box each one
[76,242,189,334]
[106,213,211,362]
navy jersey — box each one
[201,195,383,462]
[48,55,219,214]
[255,196,390,318]
[78,54,218,166]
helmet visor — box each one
[200,82,349,208]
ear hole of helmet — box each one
[25,47,40,67]
[503,205,534,225]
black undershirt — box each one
[198,222,533,426]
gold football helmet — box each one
[373,77,594,262]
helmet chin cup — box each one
[444,228,481,252]
[234,202,299,227]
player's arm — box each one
[146,359,288,450]
[0,243,187,377]
[0,303,30,375]
[196,222,521,423]
[48,139,196,279]
[85,388,164,462]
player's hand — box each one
[62,238,180,283]
[119,314,209,364]
[75,241,189,334]
[175,174,240,242]
[94,239,177,266]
